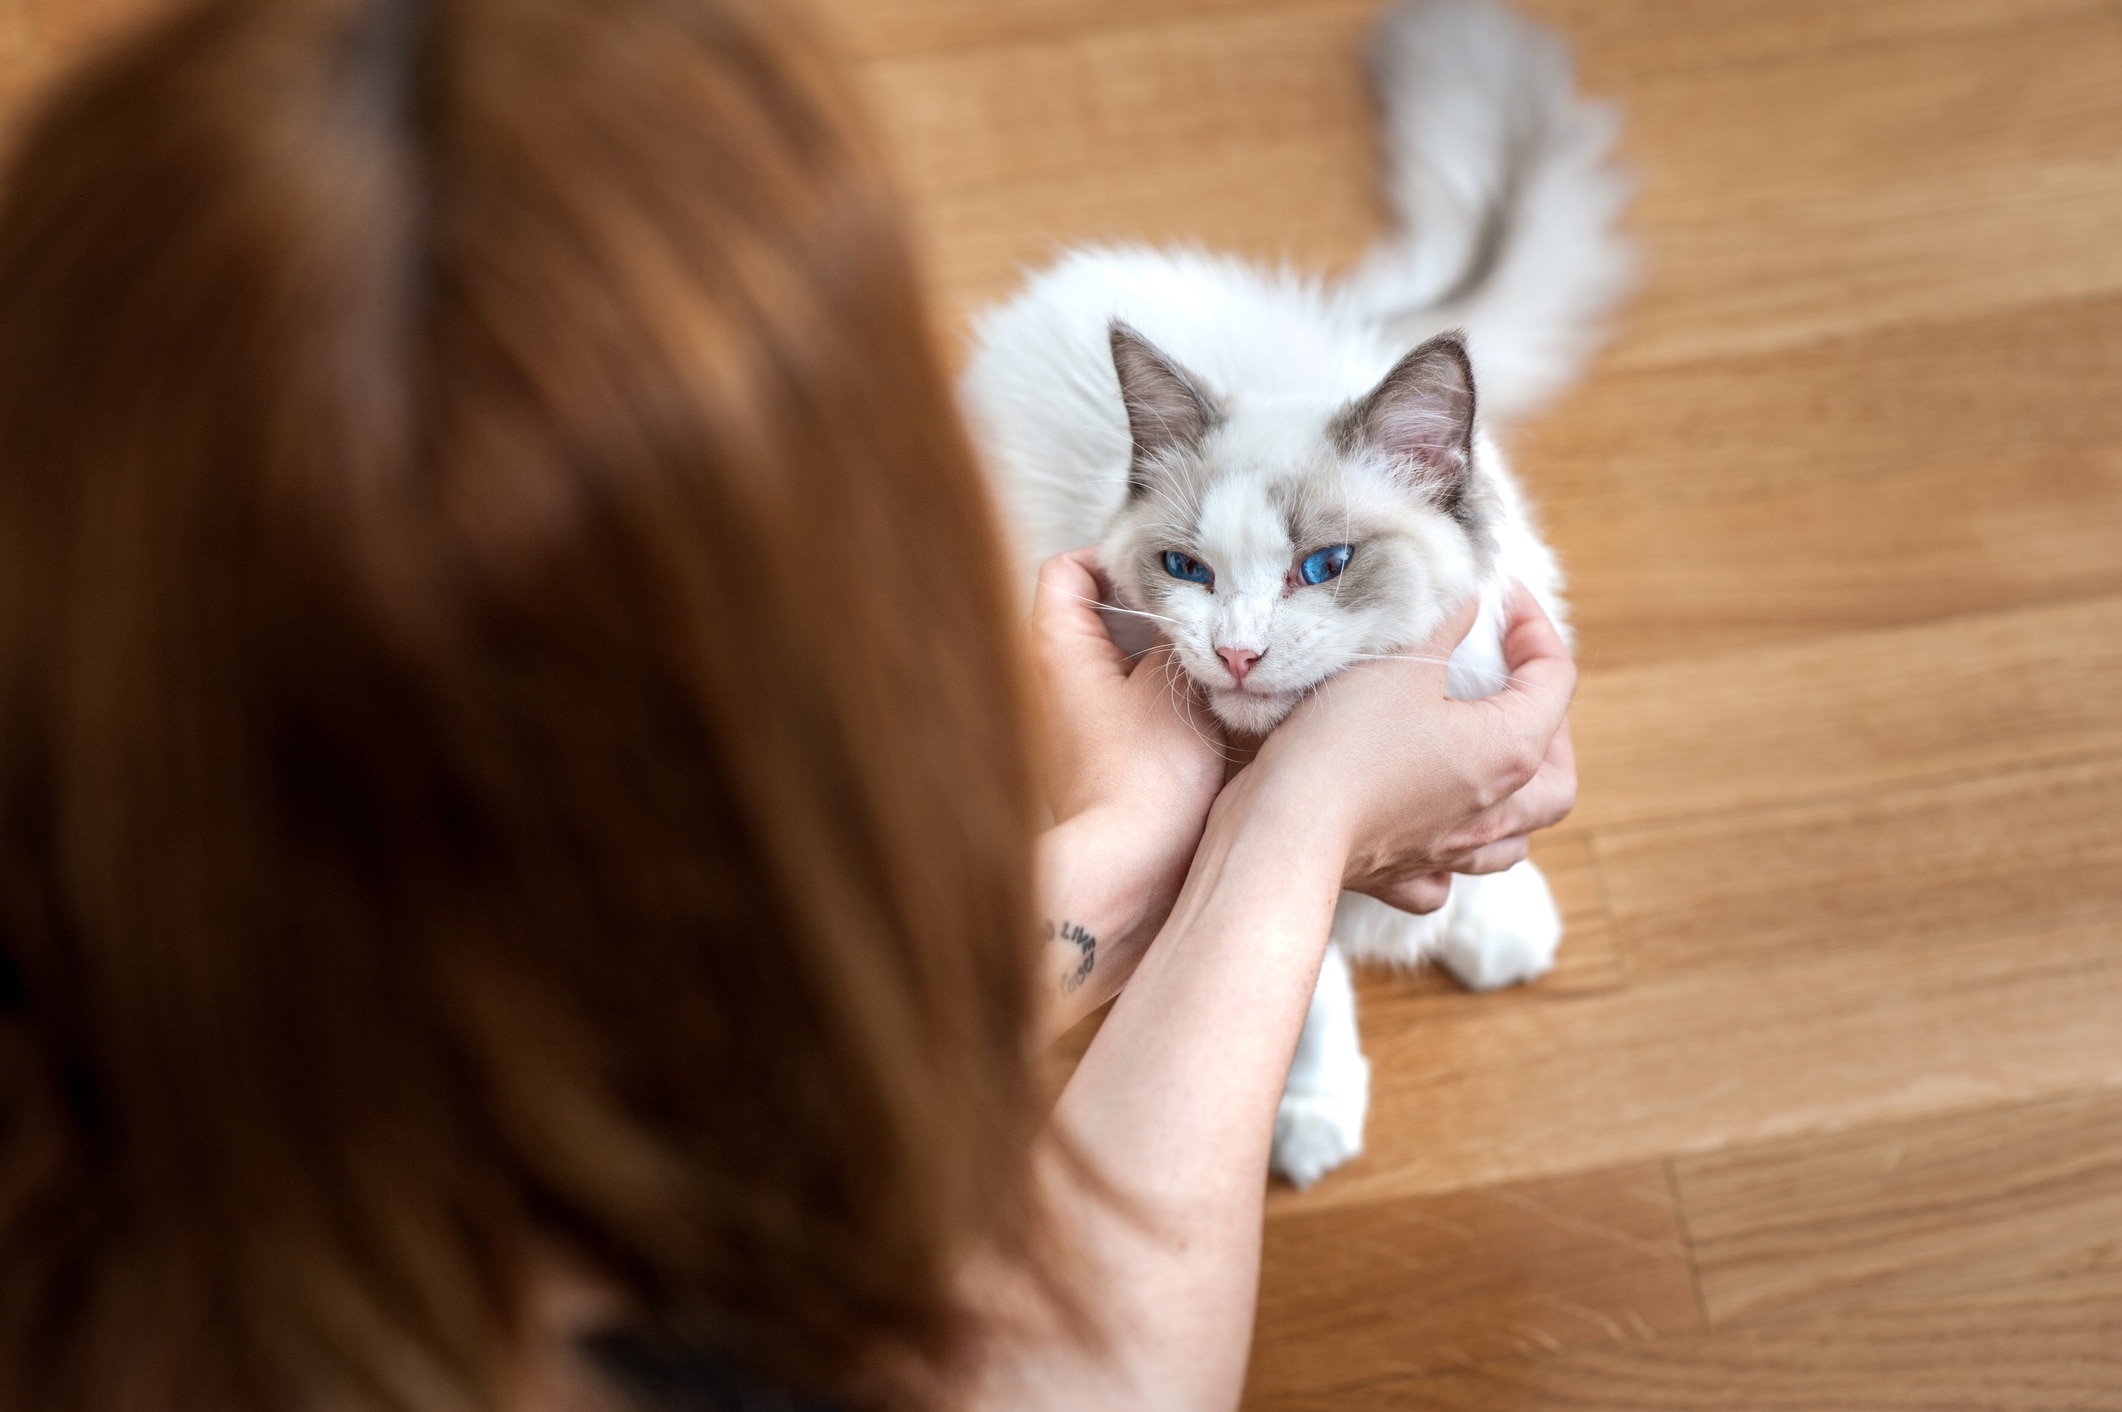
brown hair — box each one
[0,0,1051,1407]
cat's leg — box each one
[1431,858,1563,992]
[1272,941,1369,1189]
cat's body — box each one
[963,0,1632,1186]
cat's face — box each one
[1099,325,1495,736]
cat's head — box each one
[1099,322,1498,736]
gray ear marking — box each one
[1110,320,1217,496]
[1338,332,1478,513]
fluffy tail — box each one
[1342,0,1634,421]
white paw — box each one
[1331,887,1448,968]
[1272,1065,1369,1189]
[1434,860,1562,992]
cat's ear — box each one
[1110,321,1216,495]
[1340,332,1477,509]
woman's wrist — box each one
[1034,808,1186,1039]
[1035,747,1360,1042]
[1210,746,1362,892]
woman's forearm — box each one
[1034,807,1199,1041]
[1002,770,1350,1410]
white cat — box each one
[962,0,1632,1187]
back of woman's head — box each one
[0,0,1046,1406]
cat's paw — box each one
[1434,859,1562,992]
[1272,1071,1368,1189]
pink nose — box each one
[1217,646,1262,685]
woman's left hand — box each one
[1029,550,1226,1035]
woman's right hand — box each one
[1250,581,1578,914]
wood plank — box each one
[1265,911,2122,1214]
[1256,1265,2122,1410]
[1566,594,2122,834]
[863,4,1373,202]
[1552,446,2122,669]
[1622,152,2122,376]
[879,1,2122,365]
[823,0,1272,63]
[1608,9,2122,371]
[1269,1092,2122,1404]
[824,0,2110,77]
[1598,755,2122,983]
[1677,1087,2122,1327]
[1518,283,2122,530]
[1516,832,1624,998]
[910,135,1382,338]
[1525,292,2122,672]
[865,4,1384,328]
[1245,1161,1699,1404]
[1535,0,2114,89]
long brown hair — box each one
[0,0,1050,1407]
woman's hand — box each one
[1029,551,1227,1034]
[978,580,1577,1409]
[1253,581,1577,915]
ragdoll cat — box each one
[962,0,1633,1186]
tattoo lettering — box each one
[1048,918,1097,996]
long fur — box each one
[962,0,1632,1187]
[1343,0,1635,420]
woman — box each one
[0,0,1575,1408]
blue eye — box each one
[1162,550,1214,586]
[1299,544,1353,586]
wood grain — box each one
[1607,8,2122,371]
[1677,1086,2122,1327]
[1517,293,2122,527]
[1552,445,2122,669]
[864,4,1375,202]
[821,0,1273,62]
[1256,1267,2122,1410]
[1271,912,2122,1213]
[908,134,1385,337]
[822,0,2113,72]
[1568,593,2122,833]
[866,3,1386,329]
[1246,1162,1699,1402]
[1597,754,2122,981]
[1534,0,2116,88]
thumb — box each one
[1495,580,1576,710]
[1031,549,1130,678]
[1472,581,1576,770]
[1419,588,1482,661]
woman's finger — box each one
[1463,586,1575,797]
[1446,719,1576,855]
[1443,833,1532,876]
[1030,549,1104,629]
[1031,549,1129,676]
[1419,587,1484,661]
[1487,581,1576,718]
[1498,717,1577,836]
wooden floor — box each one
[8,0,2122,1406]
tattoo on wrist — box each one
[1047,918,1097,996]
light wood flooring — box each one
[7,0,2122,1406]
